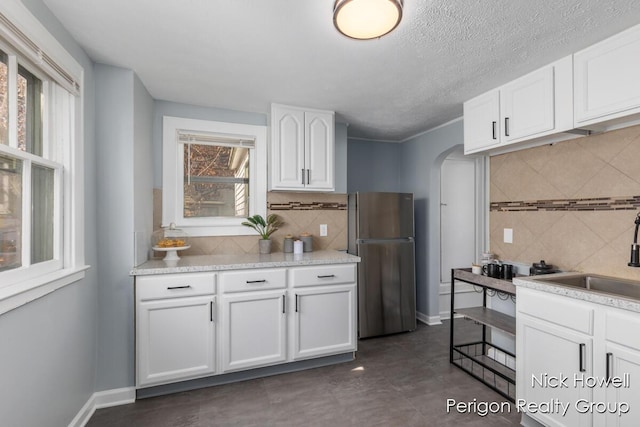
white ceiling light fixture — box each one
[333,0,404,40]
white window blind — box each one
[177,131,255,149]
[0,11,80,95]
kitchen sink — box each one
[533,274,640,300]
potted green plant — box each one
[242,214,283,254]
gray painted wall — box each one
[134,74,155,265]
[347,139,401,193]
[399,120,463,318]
[95,64,135,390]
[95,64,154,390]
[334,122,348,193]
[0,0,98,426]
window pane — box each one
[18,65,43,156]
[183,143,250,218]
[31,164,54,264]
[0,154,22,271]
[0,50,7,146]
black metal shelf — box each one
[449,268,516,402]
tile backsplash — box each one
[490,124,640,281]
[152,190,347,257]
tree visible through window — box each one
[183,143,250,218]
[0,48,57,274]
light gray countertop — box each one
[514,273,640,313]
[130,250,360,276]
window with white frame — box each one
[162,116,267,237]
[0,2,85,312]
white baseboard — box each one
[438,311,464,320]
[69,387,135,427]
[416,311,442,326]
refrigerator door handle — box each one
[356,237,414,244]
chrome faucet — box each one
[630,212,640,267]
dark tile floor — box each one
[88,321,521,426]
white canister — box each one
[293,240,304,254]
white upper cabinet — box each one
[464,56,573,155]
[305,111,334,189]
[270,104,335,191]
[463,90,500,153]
[574,24,640,129]
[501,66,555,142]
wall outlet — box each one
[504,228,513,244]
[320,224,328,237]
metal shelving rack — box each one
[449,268,516,402]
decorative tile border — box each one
[491,196,640,212]
[268,201,347,211]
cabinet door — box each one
[518,317,593,427]
[221,290,287,372]
[290,284,356,360]
[463,90,500,154]
[271,105,305,189]
[304,111,334,190]
[501,66,555,142]
[603,343,640,427]
[574,25,640,125]
[603,309,640,426]
[137,295,215,387]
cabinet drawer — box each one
[220,269,286,293]
[136,273,216,301]
[605,310,640,351]
[290,264,356,288]
[517,288,594,335]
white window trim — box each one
[162,116,267,237]
[0,1,87,316]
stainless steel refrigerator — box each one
[348,192,416,338]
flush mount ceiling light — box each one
[333,0,403,40]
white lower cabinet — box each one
[602,310,640,427]
[136,273,216,387]
[290,284,356,360]
[135,262,358,388]
[517,287,640,427]
[518,315,594,427]
[220,289,287,372]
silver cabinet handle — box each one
[579,343,586,372]
[246,280,266,284]
[210,301,214,322]
[282,295,286,314]
[306,169,310,185]
[317,274,336,279]
[295,294,299,312]
[504,117,510,137]
[301,168,305,185]
[167,285,191,290]
[492,121,497,140]
[606,352,613,380]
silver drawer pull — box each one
[317,275,336,279]
[167,285,191,290]
[246,279,267,284]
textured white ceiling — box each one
[42,0,640,141]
